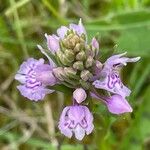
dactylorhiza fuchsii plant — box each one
[15,19,140,141]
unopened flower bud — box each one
[86,45,95,57]
[61,56,72,66]
[85,56,94,68]
[73,88,87,103]
[79,37,85,44]
[81,33,86,41]
[91,37,99,50]
[64,49,75,62]
[71,34,80,43]
[63,33,81,49]
[80,70,93,81]
[79,80,90,90]
[64,67,77,78]
[56,51,72,66]
[53,67,66,81]
[73,61,84,70]
[76,51,86,61]
[56,50,63,59]
[67,33,75,39]
[74,43,82,52]
[96,60,103,69]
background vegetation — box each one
[0,0,150,149]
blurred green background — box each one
[0,0,150,150]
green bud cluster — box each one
[54,30,99,89]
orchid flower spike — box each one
[15,19,140,141]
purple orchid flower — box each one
[93,53,140,98]
[15,58,57,101]
[58,105,94,140]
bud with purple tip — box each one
[73,88,87,103]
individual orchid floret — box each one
[15,58,57,101]
[105,95,133,114]
[73,88,87,103]
[45,34,60,53]
[58,105,94,140]
[93,53,140,98]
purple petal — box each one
[58,106,73,138]
[105,52,141,68]
[35,65,57,86]
[68,106,85,123]
[36,70,57,86]
[17,85,54,101]
[57,26,68,39]
[15,74,26,84]
[74,125,85,141]
[69,19,86,36]
[17,58,44,74]
[45,34,60,53]
[106,95,133,114]
[83,106,94,135]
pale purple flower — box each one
[58,105,94,140]
[45,34,60,53]
[57,26,69,39]
[93,53,140,98]
[15,58,57,101]
[73,88,87,104]
[57,19,86,39]
[69,18,86,36]
[105,95,133,114]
